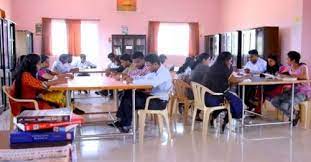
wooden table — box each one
[50,76,152,143]
[239,76,311,140]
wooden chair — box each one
[171,79,194,123]
[2,86,39,130]
[191,82,232,135]
[264,100,311,129]
[299,101,311,129]
[138,96,172,143]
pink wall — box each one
[11,0,221,66]
[0,0,12,19]
[302,0,311,65]
[220,0,303,64]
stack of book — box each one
[11,108,84,149]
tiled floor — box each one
[1,93,311,162]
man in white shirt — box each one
[244,50,267,115]
[52,54,79,74]
[111,54,172,133]
[244,49,267,74]
[73,54,97,69]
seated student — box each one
[177,56,195,75]
[120,54,134,74]
[109,53,133,79]
[98,54,133,97]
[52,54,79,74]
[176,56,196,81]
[112,52,149,80]
[243,50,267,114]
[262,55,284,97]
[271,51,311,126]
[244,49,267,74]
[203,51,246,132]
[105,53,127,77]
[38,55,74,81]
[125,51,149,79]
[112,54,172,133]
[37,55,84,114]
[159,54,167,65]
[107,53,119,69]
[187,53,212,121]
[10,54,67,116]
[266,55,281,75]
[190,53,211,84]
[72,54,97,69]
[251,55,283,114]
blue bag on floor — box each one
[224,91,243,119]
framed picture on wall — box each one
[35,23,42,36]
[117,0,136,11]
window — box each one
[157,23,190,56]
[51,20,68,55]
[81,21,99,62]
[50,19,99,63]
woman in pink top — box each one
[271,51,310,126]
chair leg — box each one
[138,111,146,143]
[172,99,178,117]
[191,108,198,131]
[202,110,210,135]
[169,97,176,117]
[157,114,164,135]
[163,110,171,140]
[227,105,232,130]
[183,103,190,124]
[10,114,14,130]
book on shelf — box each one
[15,114,83,131]
[10,128,75,144]
[16,108,72,124]
[114,47,122,55]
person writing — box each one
[112,54,172,133]
[72,54,97,69]
[244,49,267,74]
[271,51,311,126]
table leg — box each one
[290,83,295,137]
[261,85,264,111]
[132,89,136,143]
[114,90,118,108]
[66,90,71,108]
[242,85,245,139]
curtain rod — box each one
[149,20,199,24]
[42,17,100,21]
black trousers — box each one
[117,90,168,127]
[244,85,258,109]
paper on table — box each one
[262,73,276,79]
[242,79,252,82]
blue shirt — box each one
[52,61,72,74]
[133,65,172,100]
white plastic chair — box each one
[191,82,232,135]
[2,86,39,130]
[138,96,172,143]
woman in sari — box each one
[11,54,67,116]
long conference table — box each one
[50,76,152,143]
[239,75,311,140]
